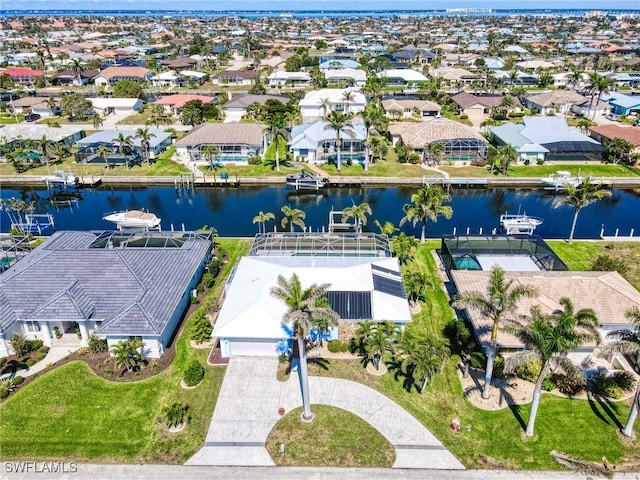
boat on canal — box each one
[500,213,543,235]
[541,171,582,191]
[102,209,161,230]
[285,170,330,191]
[43,170,79,189]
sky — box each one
[3,0,640,10]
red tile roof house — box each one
[2,68,45,85]
[93,66,152,86]
[212,70,259,86]
[154,94,216,115]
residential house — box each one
[75,129,172,162]
[212,70,259,86]
[318,59,361,71]
[589,125,640,165]
[222,94,288,121]
[491,116,605,163]
[212,233,411,359]
[174,122,267,164]
[381,98,441,119]
[93,66,152,86]
[160,57,198,70]
[524,90,590,116]
[390,47,437,66]
[298,88,366,122]
[388,118,488,163]
[87,97,143,116]
[0,230,212,358]
[1,68,45,85]
[289,120,367,164]
[11,97,59,118]
[430,67,482,86]
[266,71,311,88]
[0,124,84,153]
[604,92,640,117]
[450,92,521,123]
[154,94,216,115]
[377,69,428,87]
[324,68,367,87]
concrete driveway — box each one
[187,356,464,469]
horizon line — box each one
[4,7,640,12]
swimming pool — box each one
[454,254,482,270]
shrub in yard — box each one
[514,359,542,383]
[35,352,46,362]
[202,272,215,288]
[589,370,634,399]
[0,378,16,398]
[39,346,50,355]
[183,360,205,387]
[0,358,6,368]
[8,333,29,357]
[610,371,636,391]
[162,401,189,428]
[591,255,628,276]
[207,258,224,278]
[27,339,43,352]
[327,339,349,353]
[88,335,108,354]
[25,358,36,367]
[190,310,213,344]
[13,376,24,385]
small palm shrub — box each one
[27,340,43,352]
[183,360,205,387]
[162,401,189,428]
[0,378,16,399]
[88,335,109,354]
[35,352,46,362]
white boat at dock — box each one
[500,213,543,235]
[43,170,79,188]
[102,209,161,230]
[285,170,329,191]
[541,170,582,191]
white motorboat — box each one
[43,170,79,188]
[286,170,330,191]
[500,213,543,235]
[102,209,161,230]
[541,170,582,191]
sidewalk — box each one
[0,342,79,380]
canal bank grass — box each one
[0,239,251,464]
[308,241,637,470]
[548,240,640,290]
[440,163,639,178]
[265,405,395,467]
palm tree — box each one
[404,271,431,308]
[341,90,356,115]
[368,136,389,164]
[503,299,601,437]
[252,210,275,234]
[37,135,56,173]
[110,338,144,373]
[357,321,397,371]
[399,185,453,243]
[267,115,290,173]
[454,266,538,400]
[135,127,156,163]
[397,332,449,393]
[563,178,612,244]
[588,74,612,120]
[374,219,399,236]
[96,144,112,168]
[598,307,640,437]
[280,205,305,232]
[494,145,518,176]
[319,97,331,119]
[360,102,387,173]
[283,110,302,130]
[341,201,371,233]
[202,145,220,170]
[270,273,339,421]
[113,133,134,156]
[43,97,58,116]
[424,141,445,165]
[324,111,355,172]
[91,113,103,129]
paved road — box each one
[187,356,463,469]
[2,464,638,480]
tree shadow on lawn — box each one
[587,392,624,430]
[1,359,29,376]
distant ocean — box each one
[1,9,639,18]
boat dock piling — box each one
[78,176,102,188]
[600,225,640,242]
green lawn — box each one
[118,111,154,125]
[0,239,251,463]
[0,114,24,124]
[307,241,638,469]
[266,405,395,467]
[319,159,426,178]
[441,164,639,179]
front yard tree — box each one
[324,111,355,172]
[60,93,93,121]
[400,185,453,243]
[113,79,143,98]
[266,114,290,173]
[503,298,600,437]
[110,338,144,373]
[270,273,339,422]
[599,307,640,437]
[252,210,275,234]
[454,266,538,400]
[135,127,156,163]
[397,332,449,393]
[605,138,634,165]
[563,178,612,244]
[180,100,206,126]
[356,321,397,371]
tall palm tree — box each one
[202,145,220,170]
[374,219,399,236]
[324,111,355,172]
[252,210,275,234]
[319,97,331,119]
[280,205,305,232]
[598,307,640,437]
[588,74,612,120]
[360,101,387,172]
[404,270,431,308]
[270,273,339,421]
[341,90,356,115]
[357,321,397,371]
[267,115,290,173]
[135,127,156,163]
[397,332,449,393]
[503,299,601,437]
[112,133,134,156]
[96,144,112,168]
[454,266,538,400]
[91,113,103,130]
[424,141,445,165]
[37,135,56,173]
[399,185,453,243]
[341,201,371,233]
[43,97,58,116]
[563,178,612,244]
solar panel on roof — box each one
[371,264,401,278]
[372,274,406,298]
[325,291,371,320]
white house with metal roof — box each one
[289,121,367,164]
[0,230,212,358]
[298,88,366,122]
[212,233,412,359]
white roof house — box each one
[324,68,367,87]
[267,71,311,87]
[213,235,412,358]
[289,121,367,163]
[298,88,366,121]
[378,69,428,86]
[87,97,143,115]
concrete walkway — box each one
[0,336,79,380]
[187,356,464,469]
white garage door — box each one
[230,339,279,357]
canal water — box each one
[1,185,639,239]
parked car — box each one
[606,113,620,121]
[24,113,41,122]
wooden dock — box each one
[78,176,102,188]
